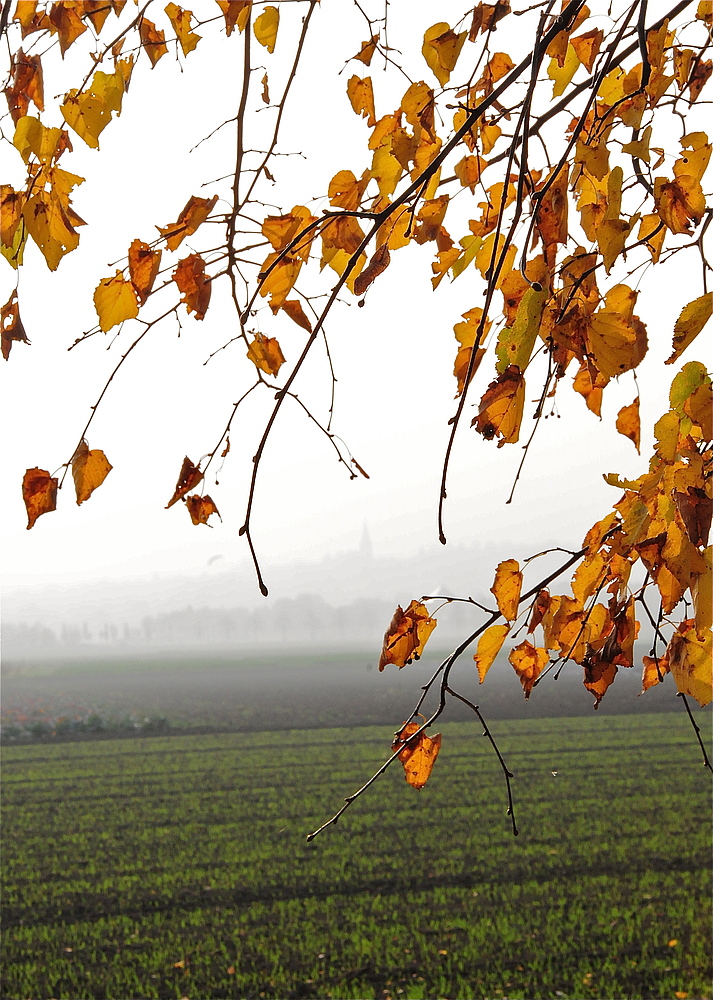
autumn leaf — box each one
[185,494,221,526]
[654,174,706,234]
[166,456,203,508]
[391,722,442,789]
[49,3,87,55]
[261,206,316,257]
[422,22,466,87]
[328,170,370,212]
[93,271,139,332]
[4,48,44,124]
[259,253,303,311]
[495,285,546,374]
[173,253,211,319]
[472,365,526,447]
[587,285,648,378]
[353,244,390,297]
[453,307,488,395]
[281,299,312,332]
[527,590,551,634]
[71,440,112,505]
[215,1,251,35]
[490,559,523,622]
[667,620,712,706]
[254,6,279,53]
[641,654,670,693]
[571,28,603,72]
[572,362,608,417]
[23,177,85,271]
[509,640,548,698]
[378,600,437,670]
[61,68,124,149]
[473,623,509,683]
[165,4,201,57]
[128,240,161,305]
[22,468,57,529]
[346,76,375,127]
[158,194,218,251]
[139,18,168,67]
[1,290,30,361]
[616,397,640,452]
[352,35,378,65]
[247,334,285,376]
[666,292,713,364]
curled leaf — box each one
[128,239,161,305]
[166,456,203,509]
[473,623,509,683]
[509,640,548,698]
[615,397,640,453]
[378,600,437,670]
[353,244,390,297]
[22,468,57,529]
[472,366,525,446]
[1,290,30,361]
[139,18,168,67]
[391,722,442,789]
[71,440,112,505]
[158,194,218,252]
[173,253,211,319]
[490,559,522,621]
[185,494,221,526]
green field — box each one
[2,712,711,1000]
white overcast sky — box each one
[1,1,711,595]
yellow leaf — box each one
[94,271,139,332]
[422,22,466,87]
[71,440,112,505]
[22,468,57,530]
[472,365,526,447]
[254,5,279,53]
[572,551,606,605]
[654,174,706,235]
[509,640,549,698]
[473,623,509,683]
[490,559,522,622]
[666,292,713,365]
[621,124,652,163]
[667,620,712,706]
[346,76,375,127]
[616,397,640,452]
[692,546,712,633]
[61,68,124,149]
[165,4,201,56]
[587,285,648,378]
[548,43,580,98]
[653,410,680,463]
[247,333,285,376]
[328,169,370,211]
[392,722,442,789]
[13,115,65,163]
[495,285,546,374]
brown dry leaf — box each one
[139,18,168,67]
[71,440,112,505]
[128,239,161,305]
[509,640,548,698]
[352,35,378,65]
[22,468,58,529]
[616,397,641,453]
[253,5,278,53]
[391,722,442,789]
[689,58,712,100]
[185,494,221,526]
[93,271,139,332]
[527,590,551,634]
[173,253,211,320]
[470,2,511,38]
[281,299,312,332]
[165,4,201,57]
[378,600,437,670]
[158,194,218,252]
[422,22,466,87]
[674,488,712,548]
[473,623,509,683]
[215,1,251,36]
[166,457,203,509]
[49,3,87,55]
[472,365,526,447]
[583,654,618,707]
[666,292,713,364]
[490,559,522,622]
[535,164,569,266]
[346,76,375,127]
[247,333,285,376]
[4,48,44,123]
[667,620,712,706]
[354,244,390,297]
[1,290,30,361]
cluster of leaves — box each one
[2,2,711,827]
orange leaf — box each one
[391,722,442,789]
[615,397,640,452]
[128,239,161,305]
[570,28,603,72]
[353,243,390,297]
[509,640,548,698]
[346,75,375,127]
[139,18,168,67]
[378,600,437,670]
[94,271,139,332]
[71,440,112,505]
[527,589,551,634]
[327,169,370,211]
[247,334,285,376]
[641,654,670,693]
[472,365,526,447]
[667,619,712,706]
[185,494,221,526]
[49,3,87,55]
[1,290,30,361]
[654,174,706,235]
[4,48,44,124]
[173,253,211,320]
[281,299,312,332]
[166,456,203,509]
[473,623,509,683]
[22,468,57,529]
[351,35,378,65]
[165,4,201,57]
[490,559,523,621]
[158,194,218,251]
[215,1,251,36]
[422,23,466,87]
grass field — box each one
[2,712,711,1000]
